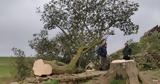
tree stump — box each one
[98,60,154,84]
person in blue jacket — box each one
[97,41,108,70]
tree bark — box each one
[97,60,154,84]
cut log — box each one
[96,60,155,84]
[37,71,107,83]
[33,59,52,76]
[24,71,107,84]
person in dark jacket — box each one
[97,41,108,70]
[123,43,132,60]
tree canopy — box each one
[29,0,139,70]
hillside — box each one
[110,25,160,70]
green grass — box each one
[0,57,16,84]
[110,79,126,84]
[44,80,59,84]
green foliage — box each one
[30,0,139,70]
[44,80,59,84]
[129,42,141,55]
[12,48,32,81]
[139,31,160,53]
[41,0,139,36]
[136,31,160,70]
[29,30,59,61]
[110,53,122,61]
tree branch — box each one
[57,25,68,36]
[82,38,103,54]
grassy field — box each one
[0,57,16,84]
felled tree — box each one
[33,0,139,74]
[29,30,99,68]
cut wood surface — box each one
[32,59,52,76]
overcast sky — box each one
[0,0,160,56]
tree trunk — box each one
[97,60,154,84]
[33,39,104,76]
[33,46,88,75]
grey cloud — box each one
[130,0,160,38]
[0,0,160,56]
[0,0,44,56]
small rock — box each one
[153,80,159,84]
[25,77,36,83]
[85,62,96,72]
